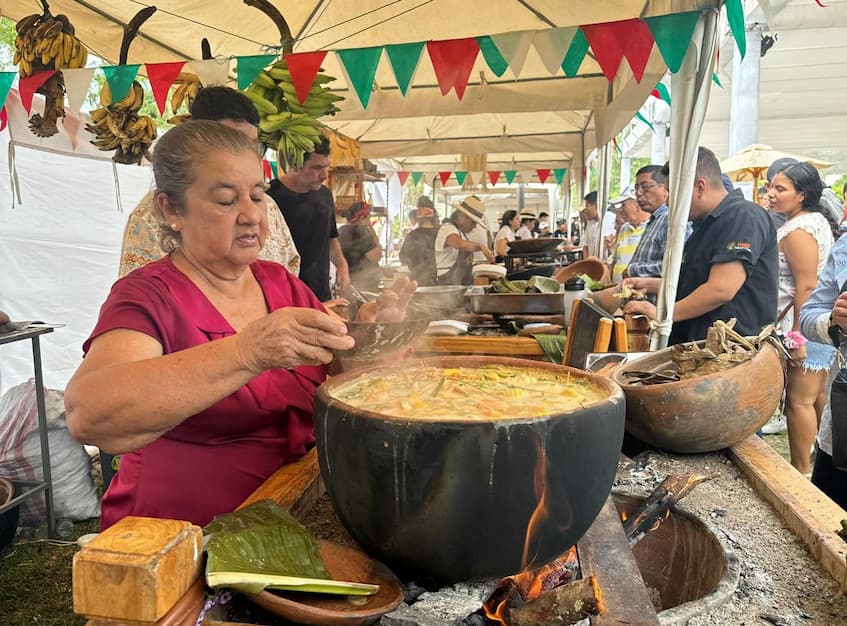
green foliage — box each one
[0,16,15,69]
[830,172,847,201]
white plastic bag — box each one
[0,380,100,523]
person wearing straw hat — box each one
[516,209,537,240]
[435,195,495,285]
[399,206,439,285]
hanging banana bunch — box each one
[168,73,202,126]
[245,57,344,171]
[86,82,157,165]
[85,6,158,165]
[13,1,88,138]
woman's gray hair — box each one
[152,120,259,252]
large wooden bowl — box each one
[612,340,785,453]
[314,356,625,582]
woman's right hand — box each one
[621,276,661,294]
[238,308,355,371]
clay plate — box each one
[247,540,404,625]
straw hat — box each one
[417,196,435,209]
[453,195,486,226]
[519,209,537,220]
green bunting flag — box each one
[0,72,15,111]
[455,171,469,185]
[102,64,140,102]
[712,72,723,87]
[385,42,425,97]
[337,46,383,109]
[476,36,509,77]
[504,170,518,184]
[269,161,278,178]
[654,82,671,105]
[553,168,567,184]
[561,28,590,77]
[643,11,700,73]
[237,54,276,91]
[410,171,424,185]
[725,0,746,60]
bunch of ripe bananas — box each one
[13,12,88,76]
[13,10,88,137]
[243,57,344,170]
[86,82,157,165]
[168,75,202,125]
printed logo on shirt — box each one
[727,241,751,252]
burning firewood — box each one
[478,472,714,625]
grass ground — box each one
[0,436,796,626]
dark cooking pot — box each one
[314,356,625,582]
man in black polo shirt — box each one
[623,147,777,344]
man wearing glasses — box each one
[119,86,300,279]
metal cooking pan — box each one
[466,286,564,314]
[507,238,563,254]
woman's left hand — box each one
[623,299,657,319]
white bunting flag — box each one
[533,27,578,75]
[62,67,95,116]
[190,58,231,87]
[490,30,536,79]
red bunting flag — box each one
[438,171,452,186]
[146,61,186,114]
[582,19,653,83]
[397,171,411,186]
[536,168,551,184]
[426,38,480,100]
[0,107,7,132]
[262,159,272,181]
[488,171,501,186]
[285,51,328,104]
[18,70,56,114]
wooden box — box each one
[73,516,203,622]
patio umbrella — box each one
[720,144,832,204]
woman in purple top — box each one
[64,121,353,529]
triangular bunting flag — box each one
[612,137,622,155]
[410,171,424,186]
[62,67,95,116]
[102,64,140,103]
[427,38,480,100]
[0,107,7,132]
[536,168,551,184]
[562,28,590,77]
[725,0,747,59]
[236,54,276,91]
[652,82,671,105]
[533,27,578,75]
[397,171,411,186]
[0,73,16,112]
[146,61,186,114]
[553,168,567,184]
[643,11,700,73]
[336,46,383,109]
[385,42,425,97]
[518,170,534,184]
[190,58,230,87]
[490,30,535,79]
[19,70,57,114]
[470,171,484,186]
[712,72,723,87]
[285,51,328,103]
[476,36,509,77]
[488,171,501,186]
[59,114,81,151]
[262,159,272,181]
[455,171,469,185]
[270,161,278,178]
[582,19,654,83]
[438,171,452,186]
[504,170,518,184]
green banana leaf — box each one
[527,275,562,294]
[533,333,567,364]
[581,274,606,291]
[204,499,376,596]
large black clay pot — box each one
[314,356,625,582]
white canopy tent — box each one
[0,0,727,389]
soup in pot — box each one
[331,364,607,420]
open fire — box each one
[475,472,714,626]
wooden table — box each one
[412,335,547,359]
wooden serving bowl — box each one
[314,356,625,582]
[553,258,608,284]
[335,313,430,361]
[612,340,785,453]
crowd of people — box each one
[65,83,847,531]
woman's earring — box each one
[170,223,178,230]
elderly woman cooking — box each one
[64,121,354,529]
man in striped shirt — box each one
[626,165,672,278]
